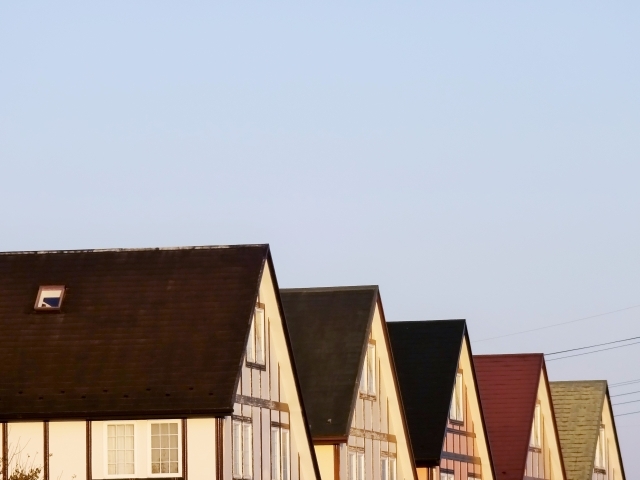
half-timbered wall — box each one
[592,397,623,480]
[524,373,563,480]
[335,302,414,480]
[230,261,317,480]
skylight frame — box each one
[34,285,66,311]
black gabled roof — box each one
[0,244,269,420]
[280,286,378,438]
[387,320,466,466]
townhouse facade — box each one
[387,320,494,480]
[280,287,415,480]
[0,246,319,480]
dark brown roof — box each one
[387,320,466,466]
[280,286,378,438]
[473,354,547,480]
[0,245,269,420]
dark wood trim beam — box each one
[86,421,92,480]
[440,451,482,465]
[44,421,50,480]
[445,428,476,438]
[215,418,224,480]
[349,428,396,443]
[182,419,188,480]
[3,423,8,480]
[313,436,348,445]
[333,444,341,480]
[234,395,289,413]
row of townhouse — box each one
[0,245,626,480]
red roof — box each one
[473,354,544,480]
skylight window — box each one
[35,286,65,310]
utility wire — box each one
[610,379,640,388]
[545,340,640,362]
[546,336,640,356]
[613,399,640,406]
[611,390,640,398]
[616,410,640,417]
[476,304,640,343]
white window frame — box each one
[440,472,454,480]
[234,419,253,480]
[271,427,290,480]
[594,426,606,469]
[360,343,376,396]
[147,420,183,478]
[381,458,389,480]
[247,306,266,366]
[348,452,357,480]
[389,458,396,480]
[450,372,464,422]
[530,403,542,448]
[103,422,137,479]
[357,452,365,480]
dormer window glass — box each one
[35,285,65,311]
[246,305,266,366]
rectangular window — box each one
[271,427,290,480]
[150,422,179,474]
[234,420,253,479]
[381,458,388,480]
[357,452,364,480]
[530,403,542,448]
[107,424,135,475]
[450,372,464,422]
[348,452,357,480]
[595,426,606,469]
[360,343,376,396]
[440,472,454,480]
[389,458,396,480]
[247,307,266,366]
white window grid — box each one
[150,422,180,475]
[233,419,253,480]
[271,427,290,480]
[107,423,135,476]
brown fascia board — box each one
[267,250,323,480]
[313,435,350,445]
[464,327,498,480]
[604,385,627,480]
[375,294,419,480]
[540,360,568,480]
[0,408,234,422]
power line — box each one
[616,410,640,417]
[611,379,640,388]
[611,390,640,397]
[613,399,640,406]
[546,336,640,356]
[476,304,640,343]
[545,340,640,362]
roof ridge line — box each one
[0,244,269,256]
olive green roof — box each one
[549,381,621,480]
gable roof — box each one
[280,286,378,438]
[0,244,269,420]
[387,320,467,466]
[550,381,625,480]
[474,354,546,480]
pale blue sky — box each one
[2,0,639,467]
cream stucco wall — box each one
[536,373,565,480]
[600,396,624,480]
[458,336,494,480]
[187,418,216,480]
[49,421,86,480]
[315,445,335,480]
[7,422,45,476]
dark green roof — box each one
[549,381,618,480]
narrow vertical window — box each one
[233,421,243,478]
[595,426,606,469]
[367,344,376,395]
[243,422,252,479]
[255,307,265,364]
[357,452,364,480]
[530,404,541,448]
[381,458,388,480]
[107,424,135,475]
[271,427,281,480]
[348,452,357,480]
[247,320,255,363]
[281,429,290,480]
[389,458,396,480]
[359,352,368,394]
[450,373,464,422]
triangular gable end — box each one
[231,255,320,480]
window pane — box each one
[349,453,356,480]
[247,319,255,363]
[281,430,290,480]
[170,423,178,434]
[108,465,116,475]
[368,344,376,395]
[234,421,242,478]
[357,453,364,480]
[255,308,265,364]
[151,424,159,435]
[170,462,179,474]
[170,435,178,448]
[381,458,388,480]
[271,428,280,480]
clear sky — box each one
[2,0,639,471]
